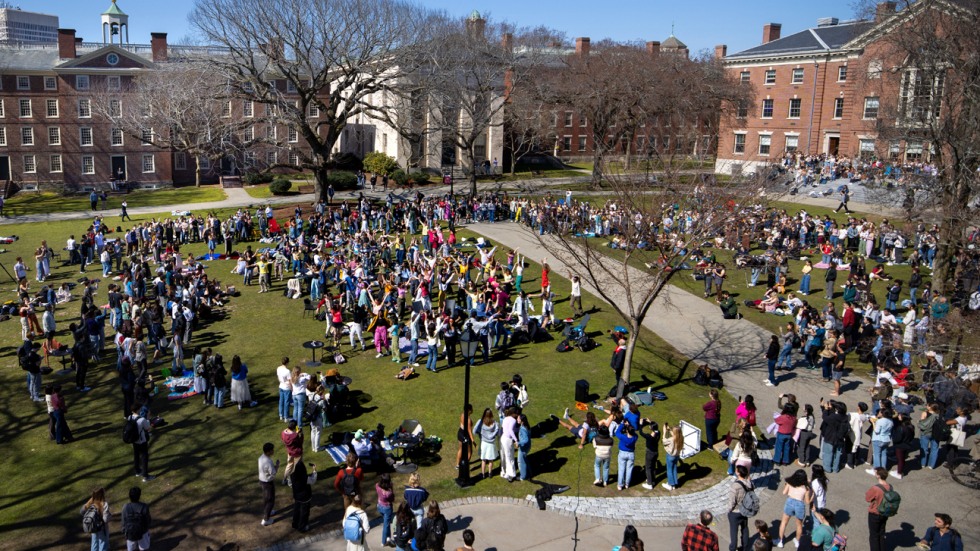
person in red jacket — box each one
[682,510,720,551]
[333,451,363,509]
[281,420,304,484]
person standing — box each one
[290,460,317,533]
[81,487,111,551]
[277,357,292,421]
[375,473,395,548]
[258,442,279,526]
[121,487,151,551]
[121,200,132,221]
[615,422,637,491]
[637,417,660,491]
[344,494,371,551]
[865,467,895,551]
[727,466,753,551]
[824,262,837,300]
[404,472,430,528]
[517,413,532,481]
[917,513,964,551]
[662,423,683,491]
[867,408,894,474]
[703,389,722,448]
[281,420,304,483]
[610,339,626,387]
[764,335,779,388]
[128,405,154,482]
[499,407,518,481]
[569,274,583,317]
[681,510,720,551]
[90,190,99,211]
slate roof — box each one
[727,20,875,59]
[661,35,687,49]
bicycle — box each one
[947,439,980,489]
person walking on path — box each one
[569,274,583,317]
[865,467,895,551]
[404,472,430,528]
[128,405,154,482]
[775,469,812,548]
[121,200,132,221]
[281,420,304,483]
[764,335,779,388]
[121,487,151,551]
[258,442,279,526]
[81,487,111,551]
[727,466,754,551]
[681,510,720,551]
[344,494,371,551]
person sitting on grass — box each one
[553,409,598,449]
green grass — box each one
[567,158,716,173]
[0,208,729,549]
[2,186,228,217]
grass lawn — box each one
[1,186,228,217]
[0,207,729,550]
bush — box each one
[362,152,400,178]
[390,169,409,187]
[325,171,358,191]
[268,177,292,195]
[410,171,431,185]
[244,172,274,185]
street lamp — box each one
[456,323,479,488]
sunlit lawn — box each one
[2,186,227,217]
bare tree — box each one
[92,62,246,186]
[501,84,554,176]
[189,0,428,200]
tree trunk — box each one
[467,145,478,197]
[195,156,202,188]
[591,147,603,190]
[314,165,328,202]
[616,320,642,399]
[933,170,972,295]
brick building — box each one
[713,1,952,176]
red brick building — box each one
[713,1,946,175]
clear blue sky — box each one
[24,0,862,55]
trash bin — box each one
[575,379,589,403]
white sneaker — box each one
[890,470,903,479]
[776,539,784,548]
[641,483,653,490]
[563,407,569,420]
[661,482,673,490]
[764,380,775,387]
[794,539,800,548]
[376,353,383,358]
[261,519,273,526]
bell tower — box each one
[101,0,129,45]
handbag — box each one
[950,426,967,448]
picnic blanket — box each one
[397,337,431,356]
[164,374,199,401]
[813,262,851,270]
[323,443,350,464]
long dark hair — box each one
[378,472,393,493]
[396,501,413,526]
[743,395,757,411]
[810,464,828,493]
[786,469,809,487]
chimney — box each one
[762,23,782,44]
[875,1,897,22]
[57,28,77,59]
[714,44,727,59]
[465,16,486,39]
[151,32,168,62]
[501,32,513,53]
[575,37,591,57]
[646,41,660,57]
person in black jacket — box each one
[610,339,626,385]
[637,418,661,491]
[416,501,449,551]
[819,400,848,473]
[290,460,317,532]
[824,263,837,300]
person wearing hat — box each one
[917,513,963,551]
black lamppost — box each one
[456,323,479,487]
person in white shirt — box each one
[258,442,280,526]
[569,275,583,317]
[277,358,292,422]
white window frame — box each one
[46,99,58,118]
[141,128,154,145]
[48,127,60,145]
[287,126,298,143]
[833,98,844,119]
[788,98,802,119]
[266,124,276,140]
[266,151,277,165]
[791,68,804,84]
[243,126,254,142]
[23,154,36,173]
[111,127,124,146]
[21,127,34,146]
[76,75,90,90]
[142,153,155,173]
[243,100,254,118]
[81,155,95,175]
[288,151,299,166]
[307,103,319,118]
[0,127,6,146]
[863,96,880,120]
[175,152,187,170]
[761,99,774,119]
[78,99,92,118]
[867,60,883,80]
[17,75,30,90]
[837,66,847,82]
[107,76,121,91]
[80,127,94,147]
[44,76,57,91]
[740,71,750,83]
[785,134,799,152]
[764,70,776,85]
[19,99,32,118]
[199,156,211,170]
[0,99,4,118]
[578,135,587,152]
[286,80,297,93]
[564,111,573,127]
[758,134,772,156]
[50,154,62,173]
[222,101,232,118]
[109,99,122,118]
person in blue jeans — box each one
[776,322,796,370]
[662,424,683,491]
[773,406,797,466]
[375,474,394,547]
[918,403,942,469]
[867,408,894,473]
[615,422,637,490]
[799,260,812,295]
[277,358,292,422]
[517,414,532,480]
[765,335,779,387]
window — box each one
[23,155,36,173]
[785,135,799,152]
[833,98,844,119]
[578,136,587,151]
[222,101,231,118]
[0,99,4,118]
[740,71,750,83]
[733,133,746,154]
[19,99,32,117]
[78,99,91,118]
[758,134,771,155]
[17,75,30,90]
[859,139,876,159]
[307,103,319,118]
[0,128,5,146]
[199,156,211,169]
[140,128,154,144]
[243,100,254,118]
[111,128,124,146]
[44,76,57,91]
[888,141,901,160]
[266,124,276,140]
[288,127,298,143]
[837,66,847,82]
[788,98,802,118]
[76,75,90,90]
[906,141,923,161]
[80,127,93,146]
[561,135,572,151]
[48,127,60,145]
[81,155,94,174]
[863,97,879,119]
[142,154,155,173]
[764,70,776,84]
[792,68,804,84]
[242,82,254,94]
[288,151,299,166]
[580,114,588,126]
[175,152,187,170]
[107,76,121,91]
[50,154,62,173]
[564,111,573,127]
[46,99,58,118]
[761,99,774,118]
[139,104,152,118]
[109,99,121,118]
[266,151,277,165]
[867,60,882,80]
[243,126,254,142]
[286,80,297,93]
[901,69,944,122]
[662,135,670,151]
[21,127,34,146]
[736,101,748,119]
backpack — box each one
[342,511,364,543]
[425,517,446,549]
[556,339,573,353]
[830,532,848,551]
[875,484,901,517]
[393,518,414,547]
[81,505,105,534]
[122,417,140,444]
[932,419,951,442]
[341,469,359,497]
[122,503,148,541]
[736,481,761,517]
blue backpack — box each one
[343,511,363,543]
